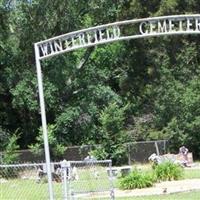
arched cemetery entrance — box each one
[34,14,200,199]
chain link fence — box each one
[62,160,114,199]
[127,140,168,164]
[0,140,168,165]
[63,140,168,165]
[0,163,54,199]
[0,160,114,200]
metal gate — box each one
[58,159,115,200]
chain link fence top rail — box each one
[0,160,114,200]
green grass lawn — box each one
[1,165,200,200]
[0,179,62,200]
[116,190,200,200]
[0,166,111,200]
[0,179,52,200]
[71,166,111,193]
[184,168,200,179]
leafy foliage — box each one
[0,132,20,178]
[1,133,20,164]
[91,102,130,165]
[119,170,155,189]
[153,161,183,181]
[119,161,183,190]
[1,0,200,162]
[29,124,65,160]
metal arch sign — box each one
[34,14,200,200]
[36,14,200,60]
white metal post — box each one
[109,161,115,200]
[61,160,68,200]
[34,44,54,200]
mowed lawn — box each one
[1,165,200,199]
[183,168,200,179]
[116,190,200,200]
[0,166,111,200]
[0,179,111,200]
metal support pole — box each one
[67,162,71,200]
[109,161,115,200]
[63,169,67,200]
[61,160,71,200]
[155,141,160,156]
[34,44,54,200]
[164,140,166,154]
[128,143,131,165]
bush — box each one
[0,134,20,179]
[153,161,183,181]
[119,170,155,189]
[96,102,130,165]
[29,124,65,160]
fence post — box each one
[128,143,131,165]
[61,160,71,200]
[67,162,71,200]
[155,141,160,156]
[164,140,166,153]
[109,161,115,200]
[0,152,2,164]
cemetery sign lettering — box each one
[36,15,200,60]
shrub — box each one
[0,134,20,179]
[119,170,155,189]
[97,102,131,165]
[153,161,183,181]
[29,124,65,160]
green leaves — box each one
[1,0,200,162]
[119,161,183,190]
[29,124,65,159]
[11,73,38,111]
[100,102,125,134]
[119,169,155,189]
[157,0,179,15]
[91,102,130,165]
[153,161,183,181]
[1,131,20,164]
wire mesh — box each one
[128,140,168,163]
[67,160,114,200]
[0,163,62,200]
[0,160,114,200]
[0,140,168,165]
